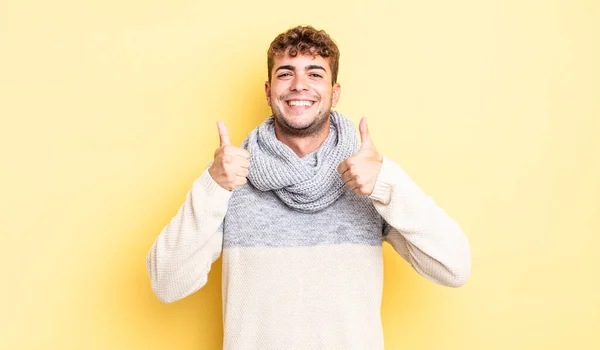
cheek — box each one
[271,87,283,100]
[316,87,332,100]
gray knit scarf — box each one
[240,111,359,213]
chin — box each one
[275,112,329,137]
[277,117,309,131]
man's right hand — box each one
[208,121,250,191]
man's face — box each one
[265,50,341,137]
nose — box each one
[290,74,309,92]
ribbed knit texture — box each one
[146,114,472,349]
[241,111,358,213]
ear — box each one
[331,83,341,108]
[265,81,272,106]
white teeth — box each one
[288,100,313,107]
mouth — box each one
[285,100,316,110]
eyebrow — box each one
[275,64,327,73]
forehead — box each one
[273,51,331,71]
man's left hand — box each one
[337,117,383,196]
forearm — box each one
[147,167,232,302]
[370,157,471,287]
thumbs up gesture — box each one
[337,117,383,196]
[208,121,250,191]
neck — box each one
[274,119,331,158]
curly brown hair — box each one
[267,25,340,84]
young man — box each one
[147,25,471,349]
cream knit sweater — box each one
[146,156,471,349]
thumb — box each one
[217,121,231,146]
[359,117,373,149]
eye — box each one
[277,72,292,78]
[310,73,323,78]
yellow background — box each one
[1,0,599,349]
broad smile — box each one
[287,100,315,106]
[285,100,316,110]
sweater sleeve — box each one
[146,165,232,303]
[369,157,471,287]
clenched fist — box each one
[208,121,250,191]
[337,117,383,196]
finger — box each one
[237,158,250,169]
[231,147,250,159]
[359,117,373,149]
[222,146,250,161]
[217,121,231,146]
[235,168,249,178]
[341,170,354,184]
[346,179,359,191]
[337,160,349,174]
[234,177,248,187]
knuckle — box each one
[215,147,226,158]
